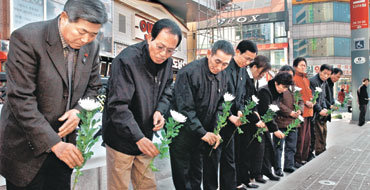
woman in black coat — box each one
[255,72,294,183]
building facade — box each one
[290,0,351,93]
[193,0,289,73]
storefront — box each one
[112,0,188,77]
[195,0,289,71]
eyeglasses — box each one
[154,43,177,55]
[241,55,255,62]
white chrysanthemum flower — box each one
[269,104,280,112]
[252,95,259,104]
[223,92,235,102]
[315,87,322,93]
[78,97,101,111]
[298,115,304,122]
[170,110,187,123]
[294,86,302,92]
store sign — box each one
[217,12,285,27]
[293,0,349,4]
[350,0,369,30]
[134,15,155,40]
[257,43,288,51]
[172,58,186,70]
[11,0,44,32]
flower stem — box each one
[134,158,154,190]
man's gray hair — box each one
[64,0,108,24]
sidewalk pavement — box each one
[267,113,370,190]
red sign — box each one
[350,0,369,30]
[257,43,288,51]
[134,15,155,40]
[139,20,154,40]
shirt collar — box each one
[246,67,253,79]
[296,71,307,78]
[246,67,259,88]
[58,17,68,49]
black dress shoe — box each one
[284,168,295,173]
[275,169,284,177]
[246,183,259,188]
[307,153,316,162]
[266,173,280,181]
[255,176,267,184]
[294,162,303,168]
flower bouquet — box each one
[72,98,102,190]
[135,110,186,190]
[209,92,235,156]
[252,104,280,144]
[312,87,322,105]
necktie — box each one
[66,47,75,111]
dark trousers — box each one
[202,145,221,190]
[6,153,73,190]
[262,132,276,176]
[274,128,297,170]
[170,140,202,190]
[202,126,237,190]
[359,104,367,125]
[314,119,327,156]
[219,127,236,190]
[309,117,316,157]
[295,117,311,163]
[236,126,264,185]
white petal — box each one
[78,97,101,111]
[315,87,322,93]
[298,115,304,122]
[170,110,187,123]
[252,95,259,104]
[269,104,280,112]
[335,100,341,105]
[294,86,302,92]
[223,92,235,102]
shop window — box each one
[242,23,273,44]
[293,2,349,25]
[333,2,350,23]
[119,14,126,33]
[293,37,350,58]
[334,38,350,57]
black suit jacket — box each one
[358,84,369,105]
[0,17,101,186]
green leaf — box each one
[257,136,262,143]
[237,127,244,134]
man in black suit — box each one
[357,78,369,126]
[102,19,182,190]
[219,40,257,190]
[309,64,332,156]
[0,0,107,189]
[170,40,234,190]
